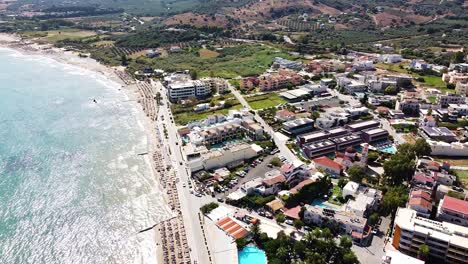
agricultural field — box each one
[127,44,296,79]
[245,93,287,110]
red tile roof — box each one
[281,164,295,173]
[409,197,432,210]
[216,217,249,239]
[413,173,435,183]
[289,179,314,194]
[313,156,343,171]
[410,190,432,201]
[276,109,295,118]
[262,174,286,186]
[442,196,468,215]
[284,206,301,220]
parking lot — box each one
[216,154,279,199]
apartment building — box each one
[258,69,303,91]
[201,77,228,94]
[165,73,211,101]
[345,120,380,132]
[392,207,468,263]
[438,93,465,107]
[455,82,468,96]
[437,196,468,227]
[282,118,315,136]
[361,128,389,143]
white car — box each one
[285,220,294,225]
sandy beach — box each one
[0,32,173,264]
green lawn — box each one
[453,170,468,188]
[328,185,343,205]
[245,93,287,110]
[427,96,437,104]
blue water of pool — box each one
[379,145,397,154]
[238,246,267,264]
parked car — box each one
[285,220,294,225]
[452,186,464,192]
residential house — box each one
[275,109,296,121]
[313,156,343,176]
[437,196,468,227]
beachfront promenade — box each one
[153,80,214,264]
[122,70,212,264]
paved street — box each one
[153,80,214,264]
[352,216,391,264]
[227,82,299,162]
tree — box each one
[276,213,285,223]
[381,186,408,216]
[413,138,432,157]
[367,151,379,163]
[453,51,464,63]
[339,235,353,249]
[121,54,128,66]
[360,93,368,105]
[250,224,261,240]
[294,219,304,229]
[276,246,288,260]
[270,157,282,167]
[235,237,247,248]
[347,165,366,183]
[343,251,358,264]
[383,152,415,185]
[384,85,397,95]
[190,70,198,80]
[418,244,430,260]
[368,213,380,226]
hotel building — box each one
[392,207,468,263]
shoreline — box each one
[0,33,173,264]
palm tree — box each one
[418,244,430,260]
[276,246,288,261]
[250,224,260,241]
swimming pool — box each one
[311,199,341,210]
[378,145,397,154]
[238,246,267,264]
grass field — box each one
[245,93,287,110]
[434,157,468,166]
[375,62,447,91]
[198,48,219,58]
[453,170,468,188]
[21,29,97,43]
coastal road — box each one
[153,80,213,264]
[227,83,299,163]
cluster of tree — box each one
[115,28,201,48]
[239,225,358,264]
[231,194,275,209]
[284,177,332,207]
[35,7,124,19]
[383,139,431,186]
[380,186,408,216]
[200,202,219,214]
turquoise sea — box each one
[0,48,170,263]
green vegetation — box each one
[232,195,275,210]
[347,165,366,184]
[285,177,332,208]
[245,93,287,110]
[270,157,283,167]
[453,170,468,189]
[276,213,286,223]
[447,190,465,200]
[380,186,408,216]
[328,185,344,205]
[251,228,358,264]
[383,140,431,185]
[170,93,241,125]
[127,44,295,78]
[200,202,219,214]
